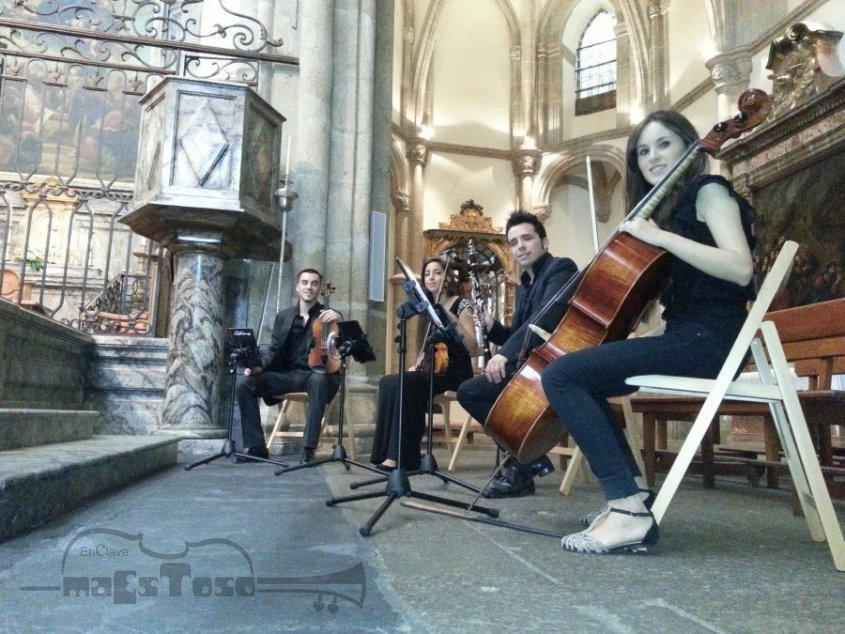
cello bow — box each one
[484,90,773,464]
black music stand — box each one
[273,320,383,476]
[185,328,290,470]
[326,259,499,536]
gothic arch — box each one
[536,145,626,220]
[536,0,652,139]
[404,0,521,133]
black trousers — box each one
[369,370,460,470]
[237,369,340,450]
[455,370,514,431]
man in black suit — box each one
[457,210,579,497]
[237,268,341,464]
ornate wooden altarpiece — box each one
[720,22,845,310]
[718,22,845,445]
[423,199,515,323]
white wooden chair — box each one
[431,391,458,454]
[266,392,355,459]
[625,240,845,571]
[444,404,493,472]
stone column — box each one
[614,20,633,127]
[406,135,430,269]
[390,135,431,363]
[122,78,286,440]
[161,245,226,436]
[289,0,334,288]
[647,0,670,110]
[513,141,541,212]
[705,47,753,177]
[706,47,754,117]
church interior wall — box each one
[666,1,713,105]
[431,0,513,150]
[423,153,516,228]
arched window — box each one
[575,10,617,115]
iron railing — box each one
[0,1,293,334]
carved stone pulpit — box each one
[124,78,285,260]
[122,78,286,438]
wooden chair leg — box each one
[558,445,586,495]
[619,396,647,478]
[266,399,293,453]
[440,400,453,454]
[642,413,657,488]
[447,413,473,472]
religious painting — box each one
[753,149,845,307]
[0,59,145,183]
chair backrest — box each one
[709,240,799,389]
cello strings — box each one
[512,141,703,363]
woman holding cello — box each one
[370,257,478,472]
[541,110,756,554]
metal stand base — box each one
[184,356,289,471]
[348,452,480,494]
[273,443,384,477]
[326,466,499,537]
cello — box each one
[485,89,773,464]
[308,282,342,374]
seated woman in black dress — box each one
[370,257,479,471]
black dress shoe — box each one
[482,465,535,498]
[299,448,315,464]
[530,455,555,478]
[492,456,553,485]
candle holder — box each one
[272,179,298,311]
[275,180,299,214]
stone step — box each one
[0,409,98,450]
[0,435,179,542]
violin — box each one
[484,90,773,464]
[416,262,451,376]
[308,282,341,374]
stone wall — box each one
[0,300,94,409]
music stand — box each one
[273,320,382,476]
[326,258,499,536]
[185,328,290,470]
[347,262,482,495]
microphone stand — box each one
[272,347,381,477]
[348,324,481,494]
[326,297,499,537]
[184,352,290,470]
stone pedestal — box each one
[122,78,286,435]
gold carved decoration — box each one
[424,199,515,324]
[766,22,845,116]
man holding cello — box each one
[237,268,342,464]
[457,210,578,498]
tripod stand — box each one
[273,348,382,477]
[347,336,481,494]
[326,295,498,536]
[185,352,290,471]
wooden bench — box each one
[629,297,845,491]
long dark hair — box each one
[421,257,459,301]
[625,110,707,229]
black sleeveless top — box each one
[659,174,756,340]
[425,297,474,384]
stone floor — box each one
[1,444,843,633]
